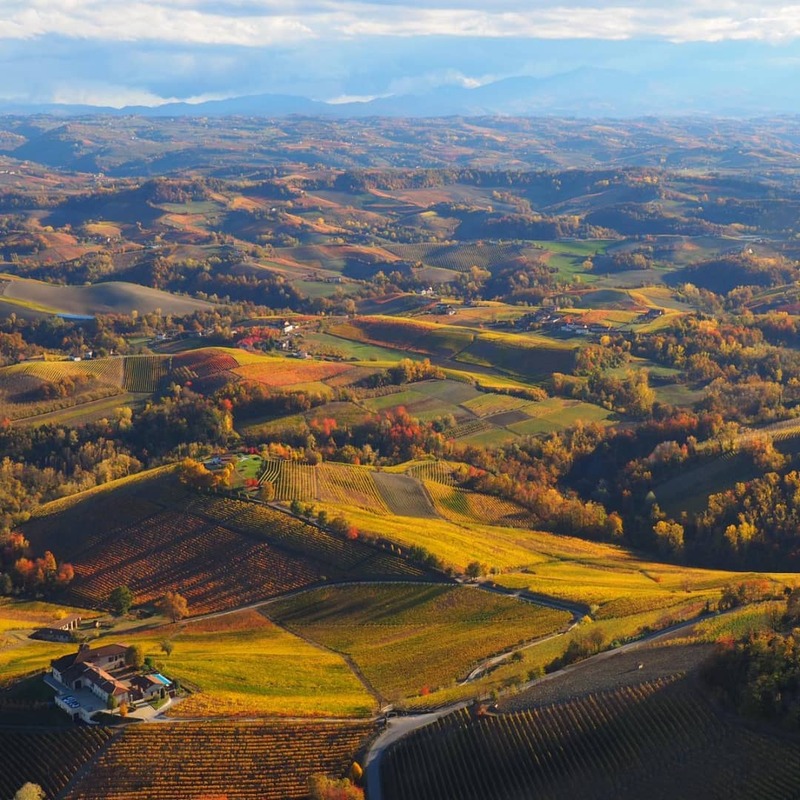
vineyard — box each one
[457,334,577,381]
[425,481,527,526]
[189,494,428,580]
[127,610,375,718]
[268,584,570,703]
[10,358,124,386]
[62,510,323,614]
[122,355,170,392]
[65,721,372,800]
[0,358,126,421]
[259,458,319,500]
[234,358,353,388]
[373,472,439,519]
[318,462,390,512]
[448,418,494,439]
[0,726,116,800]
[461,392,532,418]
[381,676,800,800]
[403,460,457,486]
[172,348,240,378]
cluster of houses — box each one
[48,643,173,723]
[523,310,612,336]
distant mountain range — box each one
[2,67,799,118]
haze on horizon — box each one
[2,1,800,114]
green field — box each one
[267,584,570,702]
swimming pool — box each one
[152,673,171,686]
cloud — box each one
[2,1,800,45]
[0,1,315,46]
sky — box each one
[1,1,800,108]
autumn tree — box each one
[653,520,685,557]
[176,458,216,490]
[308,775,363,800]
[14,784,45,800]
[159,591,189,622]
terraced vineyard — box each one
[122,355,169,392]
[0,726,116,800]
[65,721,372,800]
[381,677,800,800]
[318,462,390,512]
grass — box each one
[0,637,75,686]
[129,609,375,718]
[0,599,98,633]
[267,584,571,703]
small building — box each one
[30,627,75,644]
[129,674,169,702]
[56,614,83,631]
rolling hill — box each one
[0,276,212,318]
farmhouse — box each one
[48,643,172,722]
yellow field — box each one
[0,637,75,686]
[0,600,98,633]
[131,610,375,718]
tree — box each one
[159,591,189,622]
[14,784,45,800]
[465,561,487,578]
[109,585,134,616]
[176,457,215,490]
[125,644,144,669]
[160,639,174,656]
[308,775,363,800]
[653,520,684,557]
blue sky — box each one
[1,1,800,107]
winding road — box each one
[362,607,726,800]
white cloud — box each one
[1,0,800,45]
[49,83,179,108]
